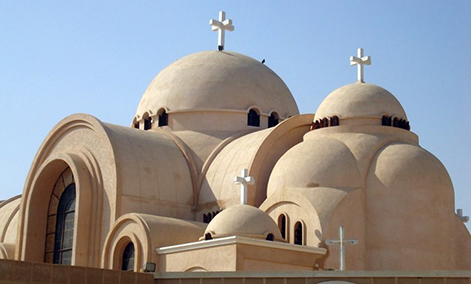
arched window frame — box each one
[293,221,305,246]
[44,168,76,265]
[247,108,261,127]
[157,108,169,127]
[143,117,153,131]
[268,111,280,128]
[277,213,289,240]
[121,242,136,271]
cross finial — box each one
[325,226,358,271]
[233,169,254,205]
[457,209,469,223]
[209,11,234,51]
[350,48,371,83]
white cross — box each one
[325,226,358,271]
[209,11,234,51]
[350,48,371,83]
[233,169,254,205]
[457,209,469,223]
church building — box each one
[0,12,470,273]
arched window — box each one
[247,109,260,127]
[294,221,303,245]
[205,233,213,240]
[121,242,135,271]
[144,117,152,130]
[393,117,399,127]
[268,112,279,128]
[266,233,274,241]
[158,110,168,127]
[330,116,340,126]
[44,168,76,265]
[134,122,140,129]
[322,117,329,128]
[53,183,76,264]
[278,214,287,239]
[382,115,391,126]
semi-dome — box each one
[267,137,362,196]
[202,205,283,241]
[135,50,299,120]
[314,83,407,121]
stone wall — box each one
[0,259,154,284]
[154,271,471,284]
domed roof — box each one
[203,205,283,241]
[267,137,362,196]
[135,50,299,119]
[314,83,407,121]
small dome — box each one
[136,50,299,119]
[202,205,283,241]
[267,137,362,196]
[314,83,407,121]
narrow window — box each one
[158,110,168,126]
[134,122,140,129]
[247,109,260,127]
[331,116,340,126]
[122,242,135,271]
[322,117,329,128]
[144,117,152,130]
[268,112,279,128]
[45,168,75,264]
[266,233,274,241]
[393,117,399,127]
[405,121,411,131]
[278,214,286,239]
[53,183,76,264]
[294,222,303,245]
[205,233,213,240]
[382,115,391,126]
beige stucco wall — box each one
[16,114,195,267]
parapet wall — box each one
[0,259,154,284]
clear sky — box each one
[0,1,470,231]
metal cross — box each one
[457,209,469,223]
[233,169,254,205]
[209,11,234,51]
[325,226,358,271]
[350,48,371,83]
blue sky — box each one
[0,1,470,230]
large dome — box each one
[314,83,407,121]
[135,50,299,119]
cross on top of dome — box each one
[350,48,371,83]
[209,11,234,51]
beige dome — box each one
[314,83,407,121]
[135,50,299,119]
[267,137,362,196]
[203,205,283,241]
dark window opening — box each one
[382,115,391,126]
[294,222,303,245]
[144,117,152,130]
[203,210,221,224]
[268,113,279,128]
[134,122,140,129]
[330,116,340,126]
[266,233,274,241]
[205,233,213,240]
[248,109,260,127]
[121,242,135,271]
[278,214,286,239]
[53,183,76,265]
[158,110,168,127]
[322,117,329,128]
